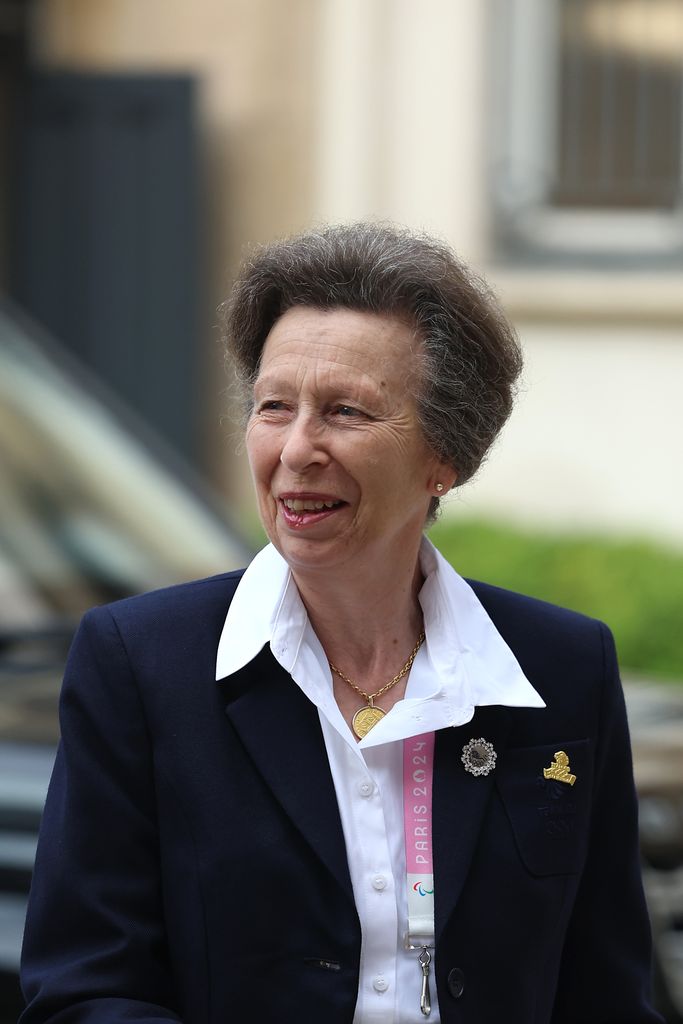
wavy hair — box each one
[222,222,522,519]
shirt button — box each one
[373,976,389,992]
[372,875,388,891]
[358,780,373,797]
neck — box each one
[291,543,427,739]
[291,547,426,675]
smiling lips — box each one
[279,495,345,528]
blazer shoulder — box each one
[466,577,614,686]
[84,569,247,638]
[466,577,607,636]
[466,579,620,735]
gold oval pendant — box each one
[352,705,385,739]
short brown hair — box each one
[223,222,522,515]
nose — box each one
[279,411,330,473]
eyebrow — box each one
[252,374,297,395]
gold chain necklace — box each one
[329,631,426,739]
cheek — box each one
[245,429,276,480]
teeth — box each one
[283,498,340,512]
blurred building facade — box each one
[4,0,683,544]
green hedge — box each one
[428,518,683,682]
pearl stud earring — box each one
[435,483,444,493]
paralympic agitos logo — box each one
[412,881,434,896]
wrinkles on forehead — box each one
[254,308,424,411]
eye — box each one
[256,399,287,413]
[333,404,362,418]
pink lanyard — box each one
[403,732,436,1016]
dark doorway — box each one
[11,72,200,459]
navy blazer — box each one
[20,570,662,1024]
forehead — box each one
[256,306,421,387]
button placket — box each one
[318,719,403,1020]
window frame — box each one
[490,0,683,265]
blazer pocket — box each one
[495,739,593,877]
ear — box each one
[429,462,458,496]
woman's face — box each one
[246,306,452,580]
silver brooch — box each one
[461,737,497,777]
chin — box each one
[275,535,352,574]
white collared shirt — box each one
[216,536,544,1023]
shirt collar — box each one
[215,542,304,679]
[215,538,545,718]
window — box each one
[491,0,683,263]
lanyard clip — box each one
[418,945,432,1017]
[404,932,435,951]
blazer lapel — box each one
[433,706,513,940]
[220,646,355,907]
[221,652,516,937]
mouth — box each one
[278,494,346,528]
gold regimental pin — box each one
[543,750,576,786]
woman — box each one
[21,224,661,1023]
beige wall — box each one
[27,0,683,544]
[449,318,683,547]
[313,0,489,262]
